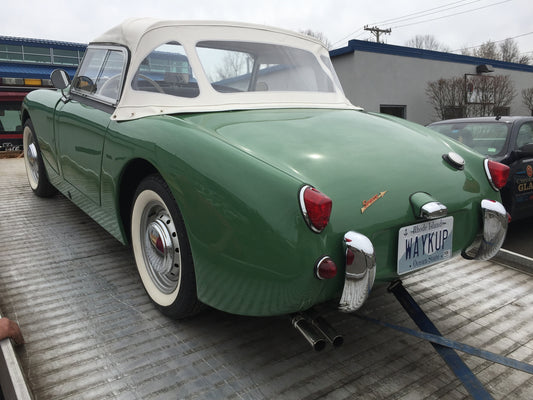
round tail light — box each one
[315,256,337,279]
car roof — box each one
[429,116,533,125]
[92,18,324,50]
[88,18,357,121]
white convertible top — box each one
[89,19,357,121]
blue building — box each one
[1,36,85,82]
[0,36,86,149]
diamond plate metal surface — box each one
[1,158,533,399]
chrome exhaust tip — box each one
[311,316,344,348]
[291,312,343,351]
[292,314,327,352]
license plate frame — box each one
[397,216,454,275]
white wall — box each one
[332,48,533,125]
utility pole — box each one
[364,26,392,43]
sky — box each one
[2,0,532,56]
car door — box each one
[507,121,533,219]
[55,46,127,205]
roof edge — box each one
[330,39,533,73]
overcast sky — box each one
[2,0,532,56]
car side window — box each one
[71,46,127,105]
[516,123,533,149]
[132,42,199,98]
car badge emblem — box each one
[149,227,165,255]
[527,165,532,178]
[361,191,387,214]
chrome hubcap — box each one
[141,205,181,294]
[26,136,39,185]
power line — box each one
[452,31,533,52]
[369,0,482,26]
[331,0,480,47]
[391,0,512,29]
[331,0,512,48]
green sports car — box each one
[22,19,509,325]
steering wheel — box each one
[98,74,122,99]
[132,73,165,94]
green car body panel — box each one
[23,89,499,316]
[20,20,508,318]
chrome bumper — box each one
[338,199,507,312]
[463,199,508,260]
[338,231,376,312]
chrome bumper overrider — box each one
[463,199,508,260]
[338,231,376,312]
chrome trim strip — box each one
[484,158,500,191]
[314,256,333,280]
[298,184,322,233]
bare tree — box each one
[215,51,253,81]
[462,38,529,65]
[499,38,520,62]
[405,35,450,52]
[427,74,516,119]
[522,88,533,114]
[300,29,332,49]
[426,77,465,120]
[473,41,498,60]
[492,75,516,112]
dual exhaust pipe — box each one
[291,311,343,351]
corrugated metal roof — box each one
[0,35,86,50]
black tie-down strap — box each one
[355,280,533,400]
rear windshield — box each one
[132,40,337,98]
[196,41,335,94]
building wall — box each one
[331,40,533,125]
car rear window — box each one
[196,41,335,94]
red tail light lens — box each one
[485,159,510,190]
[299,185,332,233]
[315,256,337,279]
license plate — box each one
[397,216,453,275]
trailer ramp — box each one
[1,158,533,399]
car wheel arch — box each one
[118,158,160,241]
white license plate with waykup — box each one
[397,216,453,275]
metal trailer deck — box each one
[1,157,533,400]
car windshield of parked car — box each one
[430,122,510,156]
[516,122,533,148]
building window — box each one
[380,105,406,119]
[444,106,465,120]
[0,43,83,66]
[0,44,23,62]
